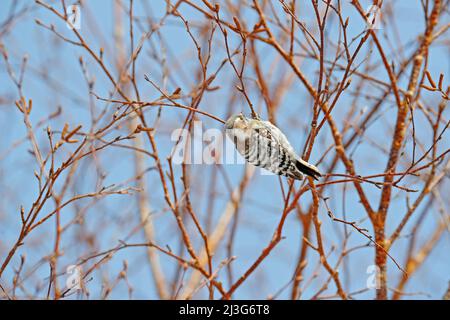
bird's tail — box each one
[295,159,322,180]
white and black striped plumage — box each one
[225,113,322,180]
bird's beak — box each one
[225,115,238,129]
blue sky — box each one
[0,0,449,299]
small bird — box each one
[225,113,322,180]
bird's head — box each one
[225,113,248,130]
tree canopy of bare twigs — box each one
[0,0,449,300]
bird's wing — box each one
[257,120,297,155]
[247,118,322,180]
[248,120,272,139]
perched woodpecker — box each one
[225,113,322,180]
